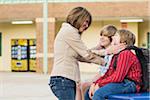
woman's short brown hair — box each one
[66,7,92,30]
[117,29,136,46]
[100,25,117,42]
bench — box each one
[108,92,150,100]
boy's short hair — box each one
[100,25,117,42]
[117,29,136,46]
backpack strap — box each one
[113,48,127,69]
[113,53,119,69]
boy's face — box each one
[112,33,120,45]
[99,35,111,48]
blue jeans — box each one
[49,76,76,100]
[84,79,136,100]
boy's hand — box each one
[89,83,95,99]
[94,84,100,92]
[89,83,100,99]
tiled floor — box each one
[0,72,95,100]
[0,72,57,100]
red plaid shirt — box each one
[95,50,142,92]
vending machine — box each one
[29,39,36,72]
[11,39,28,71]
[11,39,36,72]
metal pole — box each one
[43,0,48,74]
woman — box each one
[49,7,105,100]
[84,29,142,100]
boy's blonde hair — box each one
[100,25,117,42]
[66,7,92,30]
[117,29,135,46]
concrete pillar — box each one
[35,18,43,73]
[48,18,56,74]
[35,18,56,73]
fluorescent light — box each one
[120,19,143,22]
[11,21,33,24]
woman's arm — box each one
[91,43,126,56]
[91,49,106,56]
[77,52,105,65]
[64,32,105,65]
[77,55,91,63]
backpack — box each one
[113,46,150,92]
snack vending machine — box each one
[29,39,36,72]
[11,39,36,72]
[11,39,28,71]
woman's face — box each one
[112,32,121,45]
[99,35,111,48]
[79,18,90,33]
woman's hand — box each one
[106,43,126,54]
[90,54,105,65]
[80,50,105,65]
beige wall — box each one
[138,20,150,48]
[0,20,147,72]
[0,23,36,71]
[127,22,138,46]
